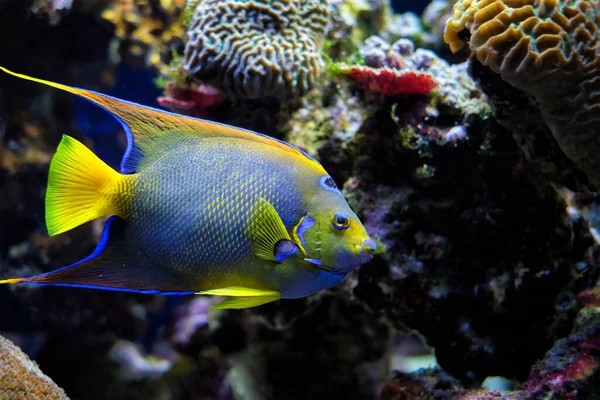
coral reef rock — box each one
[328,36,489,119]
[444,0,600,187]
[0,334,70,399]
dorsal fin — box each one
[0,66,322,174]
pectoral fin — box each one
[248,198,299,263]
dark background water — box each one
[391,0,430,14]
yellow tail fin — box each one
[46,135,123,235]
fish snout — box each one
[355,238,376,264]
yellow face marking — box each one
[347,222,369,255]
[292,214,310,257]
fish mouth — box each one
[304,238,376,275]
[354,238,376,264]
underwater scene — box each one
[0,0,599,399]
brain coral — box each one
[444,0,600,186]
[0,335,69,399]
[183,0,331,100]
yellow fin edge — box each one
[46,135,123,235]
[197,286,281,310]
[0,66,87,97]
[210,296,280,310]
[0,278,22,285]
[196,286,280,297]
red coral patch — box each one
[578,286,600,307]
[345,66,438,96]
[525,354,598,396]
[157,82,226,118]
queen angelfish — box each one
[0,67,376,309]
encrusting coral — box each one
[331,65,438,97]
[379,273,600,399]
[327,35,488,118]
[444,0,600,187]
[0,334,70,399]
[523,281,600,398]
[183,0,332,99]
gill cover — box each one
[299,174,375,273]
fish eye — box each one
[332,211,350,230]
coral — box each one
[282,79,372,160]
[0,334,69,399]
[380,368,464,400]
[328,36,489,119]
[385,12,424,43]
[522,282,600,398]
[329,0,392,49]
[444,0,600,187]
[282,36,489,200]
[102,0,188,74]
[157,81,226,118]
[421,0,461,51]
[166,297,214,346]
[561,189,600,243]
[109,340,172,381]
[336,0,460,53]
[30,0,73,25]
[346,95,600,385]
[331,65,438,97]
[183,0,331,100]
[465,55,588,191]
[370,171,600,400]
[0,121,52,174]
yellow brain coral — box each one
[183,0,331,99]
[0,335,69,399]
[444,0,600,186]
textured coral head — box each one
[183,0,331,100]
[444,0,600,186]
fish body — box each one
[104,137,347,298]
[0,66,375,309]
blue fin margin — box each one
[18,216,195,295]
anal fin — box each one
[16,217,196,294]
[210,296,280,310]
[197,286,281,310]
[196,286,280,297]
